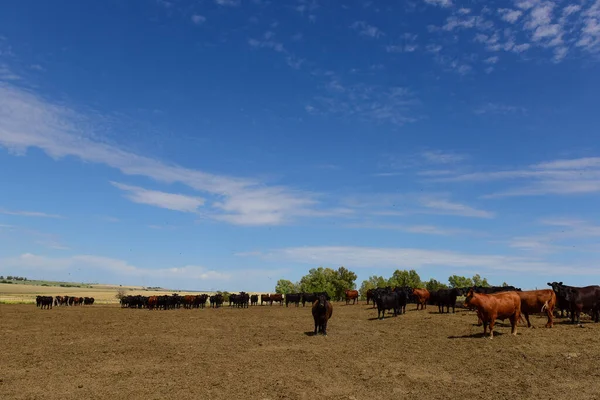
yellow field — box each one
[0,283,258,304]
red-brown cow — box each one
[344,289,359,305]
[518,289,556,328]
[464,288,521,339]
[412,288,430,310]
[269,293,284,306]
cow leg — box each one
[510,315,518,336]
[322,320,327,336]
[488,320,495,339]
[524,313,532,328]
[546,308,554,328]
[314,320,318,335]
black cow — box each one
[547,281,572,318]
[312,293,333,335]
[250,294,259,306]
[373,288,400,319]
[38,296,53,309]
[433,288,462,313]
[286,293,301,307]
[393,287,410,315]
[564,285,600,324]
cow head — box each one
[463,288,476,307]
[316,293,328,309]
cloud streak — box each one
[0,82,329,226]
[245,245,600,275]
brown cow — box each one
[260,294,271,305]
[147,296,159,310]
[464,288,521,339]
[344,289,359,305]
[269,293,284,306]
[412,288,430,310]
[518,289,556,328]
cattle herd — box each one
[35,295,95,309]
[32,281,600,339]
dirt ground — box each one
[2,302,600,400]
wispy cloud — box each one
[111,182,206,213]
[1,253,231,281]
[345,222,475,236]
[0,82,332,226]
[215,0,240,6]
[0,208,63,218]
[432,156,600,198]
[419,198,495,218]
[473,102,526,115]
[308,79,420,126]
[420,150,465,164]
[498,8,523,23]
[424,0,453,8]
[191,15,206,25]
[244,245,599,275]
[350,21,385,38]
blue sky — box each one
[1,0,600,291]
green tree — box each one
[358,275,388,299]
[332,266,358,300]
[472,274,490,287]
[502,282,509,287]
[275,279,299,294]
[388,269,423,288]
[298,267,337,299]
[425,278,448,292]
[448,275,474,289]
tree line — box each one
[275,267,507,300]
[0,276,28,281]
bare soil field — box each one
[2,303,600,400]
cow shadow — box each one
[448,331,508,339]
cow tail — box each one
[541,300,549,313]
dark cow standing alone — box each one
[312,294,333,335]
[250,294,259,306]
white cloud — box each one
[0,82,327,226]
[350,21,385,38]
[191,15,206,24]
[247,245,599,275]
[345,222,474,236]
[432,156,600,198]
[0,208,63,218]
[473,102,526,115]
[0,64,21,81]
[498,8,523,23]
[215,0,240,6]
[512,43,531,52]
[563,4,582,16]
[458,8,471,14]
[0,253,232,282]
[424,0,453,8]
[484,56,499,63]
[111,182,205,213]
[443,15,476,31]
[419,198,495,218]
[313,80,419,126]
[420,150,465,164]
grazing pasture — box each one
[3,302,600,399]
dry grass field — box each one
[2,302,600,400]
